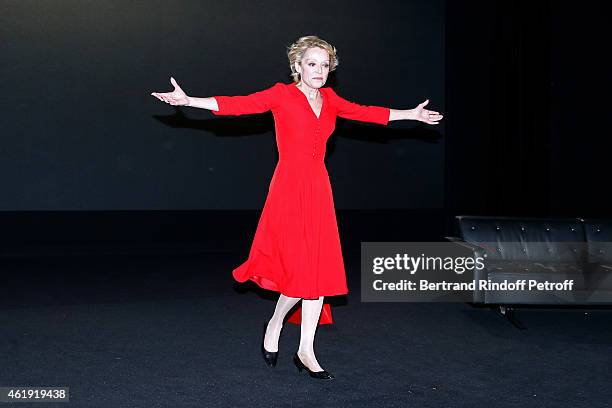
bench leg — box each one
[496,305,526,330]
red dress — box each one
[212,82,389,324]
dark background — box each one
[1,0,444,211]
[446,0,609,219]
[0,0,609,252]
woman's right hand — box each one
[151,77,190,106]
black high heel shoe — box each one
[261,322,278,367]
[293,353,335,380]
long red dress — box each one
[212,82,389,324]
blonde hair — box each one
[287,35,339,83]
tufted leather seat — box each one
[447,216,612,305]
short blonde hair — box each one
[287,35,339,83]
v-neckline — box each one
[293,83,324,120]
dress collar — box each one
[288,82,326,119]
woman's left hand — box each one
[413,100,443,125]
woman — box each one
[151,35,442,380]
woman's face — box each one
[295,46,330,89]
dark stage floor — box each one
[1,250,611,407]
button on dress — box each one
[212,82,389,324]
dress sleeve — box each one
[211,82,282,116]
[327,88,390,126]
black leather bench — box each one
[446,216,612,326]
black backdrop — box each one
[445,0,609,218]
[1,0,609,249]
[1,0,445,211]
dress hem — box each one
[232,272,345,326]
[233,273,348,298]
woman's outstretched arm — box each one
[389,100,443,125]
[330,88,443,126]
[151,77,219,111]
[151,77,282,116]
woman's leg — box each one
[264,294,301,352]
[297,296,325,372]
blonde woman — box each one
[151,35,442,380]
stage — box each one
[2,249,610,407]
